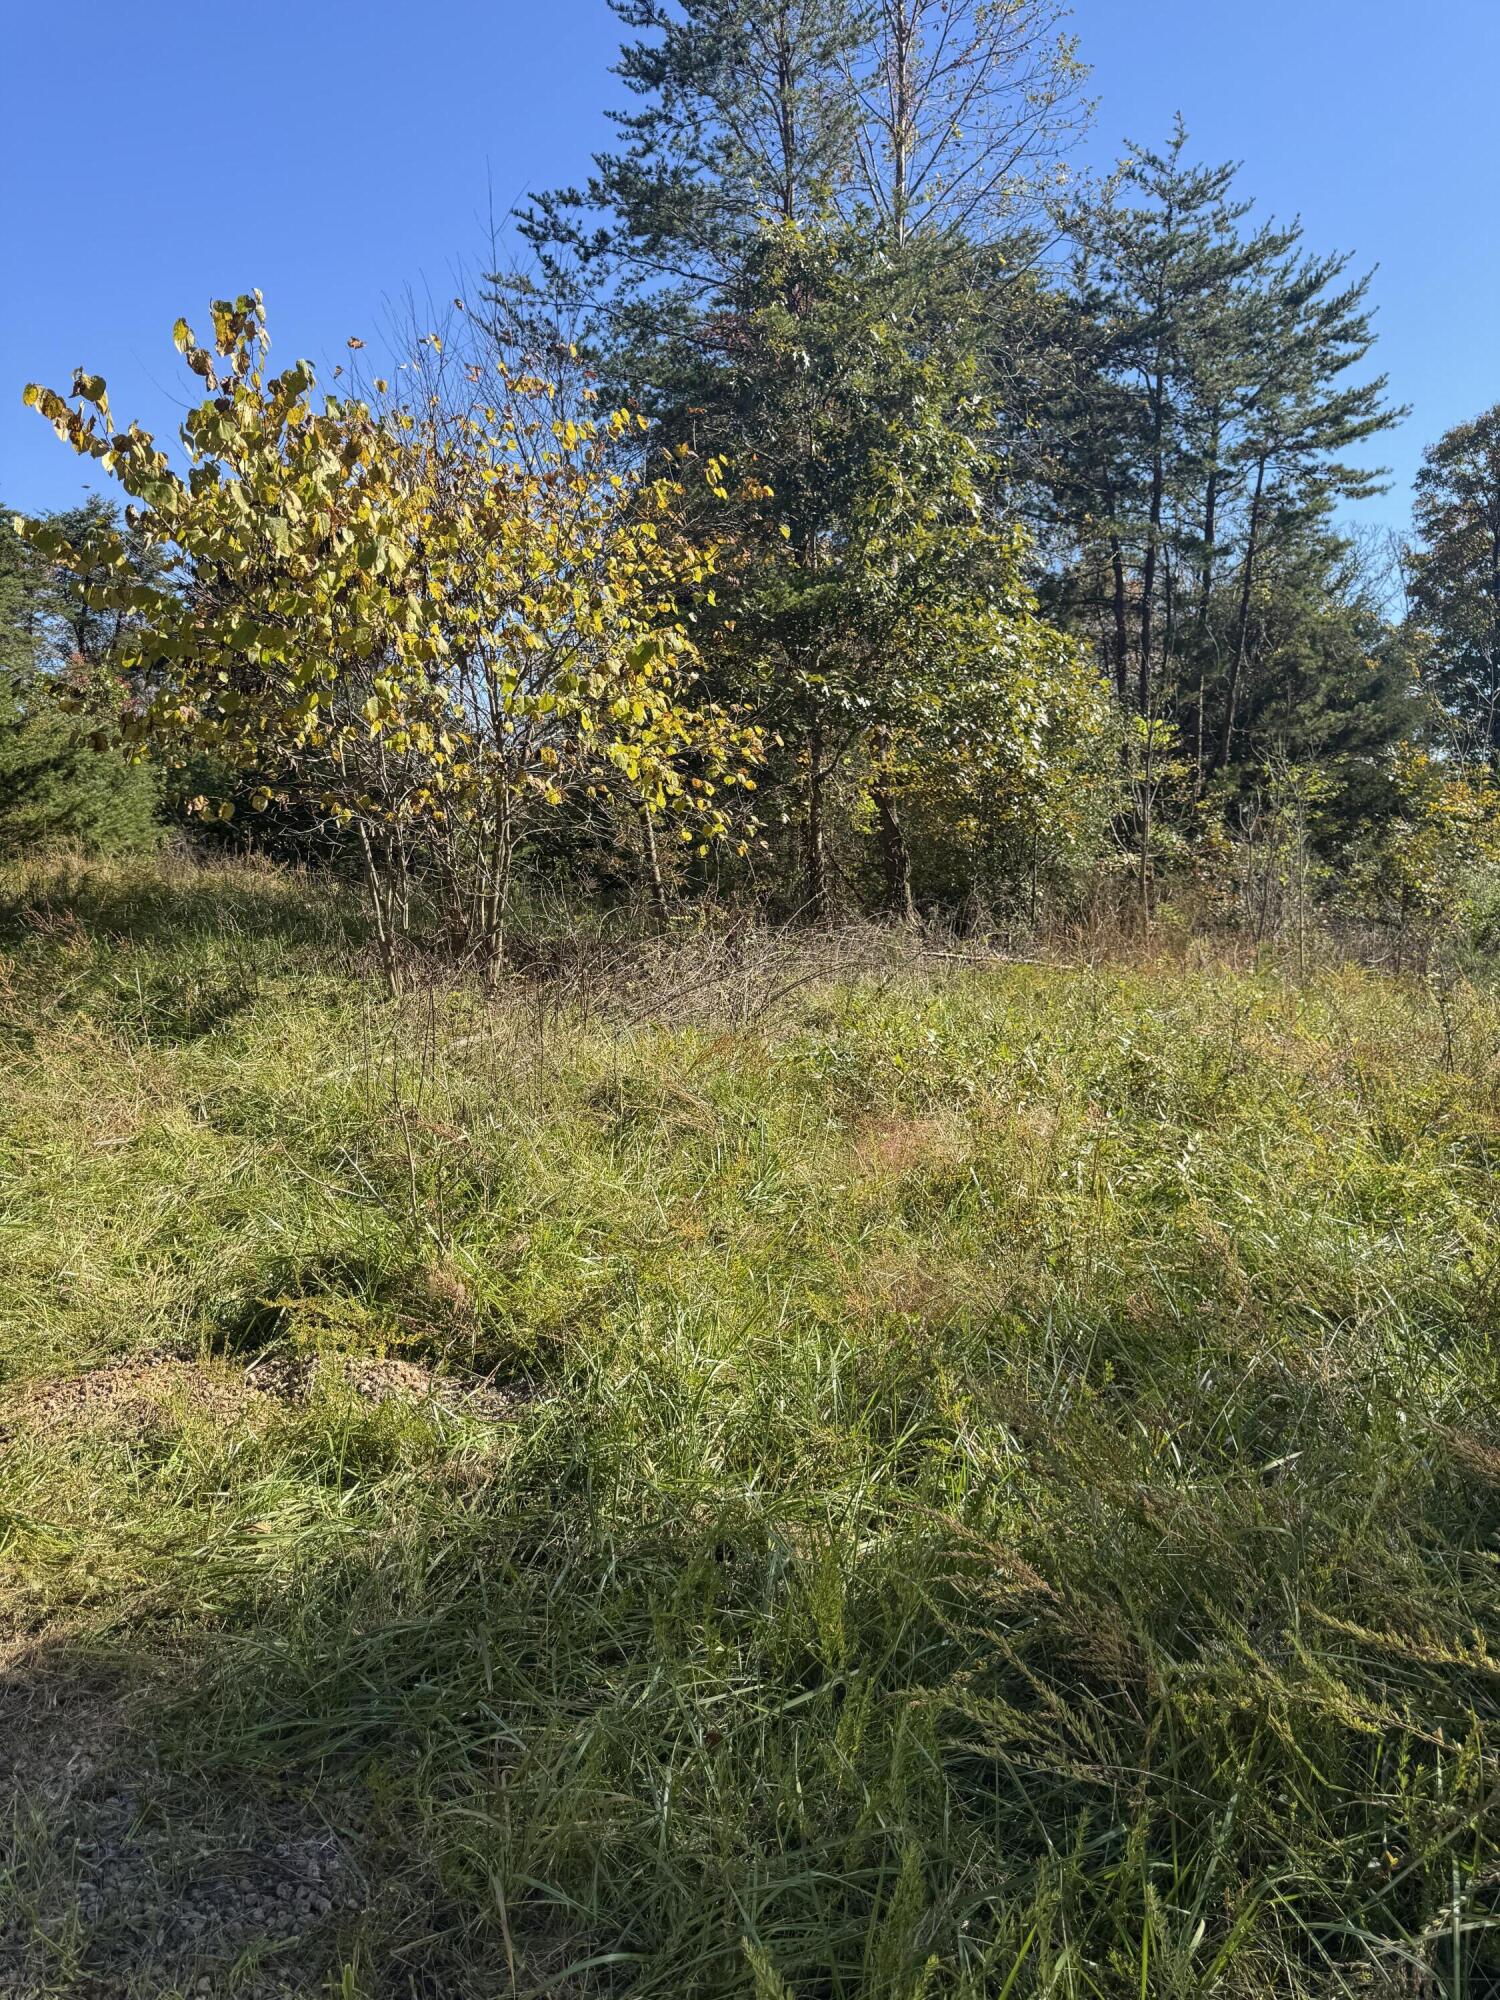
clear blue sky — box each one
[5,0,1497,533]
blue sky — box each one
[5,0,1497,532]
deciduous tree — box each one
[18,296,758,969]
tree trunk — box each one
[1138,358,1168,715]
[872,781,915,923]
[1197,447,1221,629]
[805,718,829,920]
[1192,445,1221,797]
[1219,453,1268,770]
[474,783,515,985]
[355,821,399,995]
[1162,550,1177,696]
[773,9,798,221]
[888,0,916,246]
[1138,713,1155,936]
[1109,534,1131,706]
[639,801,668,922]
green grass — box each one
[2,852,1499,1997]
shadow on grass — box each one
[6,1399,1500,2000]
[0,852,373,1052]
[0,1636,377,2000]
[0,851,365,960]
[10,1351,1498,1999]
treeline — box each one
[8,0,1500,962]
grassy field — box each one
[1,854,1498,1999]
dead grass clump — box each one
[842,1248,975,1326]
[851,1112,969,1180]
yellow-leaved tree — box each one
[18,294,759,973]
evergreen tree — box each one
[512,0,865,382]
[0,509,160,856]
[509,0,1096,916]
[1201,527,1420,824]
[1208,247,1400,771]
[514,0,1085,303]
[29,496,144,673]
[1409,404,1500,762]
[1049,124,1399,773]
[656,223,1104,914]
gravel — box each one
[0,1673,366,1998]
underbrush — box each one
[2,853,1498,1998]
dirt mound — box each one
[3,1353,525,1442]
[1,1357,257,1440]
[333,1352,520,1418]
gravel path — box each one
[0,1671,366,1997]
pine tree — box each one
[1209,249,1399,771]
[1049,124,1399,773]
[508,0,1096,916]
[1201,528,1419,813]
[654,223,1102,914]
[0,509,160,857]
[511,0,865,382]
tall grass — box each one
[1,852,1498,1997]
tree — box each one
[0,510,159,857]
[1208,251,1399,771]
[18,296,759,970]
[512,0,866,371]
[872,565,1113,918]
[1048,124,1399,770]
[1350,743,1500,967]
[835,0,1088,245]
[511,0,1095,917]
[1203,530,1415,767]
[628,220,1107,917]
[23,495,174,679]
[1409,405,1500,763]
